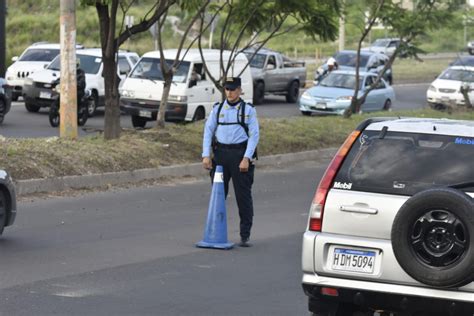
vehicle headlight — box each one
[120,89,135,98]
[300,91,313,101]
[168,95,187,102]
[336,96,353,101]
[428,85,437,92]
[24,78,34,86]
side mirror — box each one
[266,63,276,70]
[11,56,18,62]
[189,79,197,88]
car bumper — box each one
[120,98,188,121]
[298,98,349,115]
[426,91,470,107]
[23,83,56,108]
[302,282,474,315]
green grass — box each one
[1,109,472,181]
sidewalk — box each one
[15,148,338,196]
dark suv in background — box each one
[302,117,473,316]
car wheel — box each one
[49,102,60,128]
[87,92,98,117]
[131,115,147,128]
[77,105,88,126]
[391,188,474,288]
[253,82,265,105]
[0,190,6,235]
[469,49,474,55]
[301,110,312,116]
[383,99,392,111]
[0,98,6,124]
[25,102,40,113]
[192,106,205,122]
[286,80,299,103]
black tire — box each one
[391,188,474,288]
[25,102,40,113]
[87,92,98,117]
[253,81,265,105]
[301,110,312,116]
[192,106,205,121]
[469,49,474,56]
[0,98,5,124]
[77,104,88,126]
[285,80,299,103]
[0,190,6,235]
[49,103,60,127]
[383,99,392,111]
[131,115,147,128]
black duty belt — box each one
[216,141,247,149]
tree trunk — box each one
[156,74,172,128]
[102,54,121,139]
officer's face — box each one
[225,86,241,103]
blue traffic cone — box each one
[196,165,234,249]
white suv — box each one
[23,48,139,115]
[5,42,83,101]
[302,117,473,316]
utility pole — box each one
[0,0,6,77]
[59,0,77,139]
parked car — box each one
[0,169,17,236]
[119,49,253,128]
[23,48,139,116]
[243,48,306,105]
[315,50,393,85]
[302,117,474,316]
[362,37,410,58]
[299,70,394,116]
[0,77,12,124]
[450,56,474,67]
[5,42,83,101]
[426,65,474,109]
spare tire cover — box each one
[391,188,474,288]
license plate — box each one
[39,91,52,99]
[315,102,327,109]
[331,248,377,274]
[139,110,152,118]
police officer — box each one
[202,77,260,247]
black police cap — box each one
[224,77,241,89]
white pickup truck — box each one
[244,48,306,105]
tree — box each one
[80,0,175,139]
[195,0,341,101]
[343,0,455,117]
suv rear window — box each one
[334,130,474,196]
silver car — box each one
[302,118,474,315]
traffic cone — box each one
[196,165,234,249]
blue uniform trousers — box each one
[210,145,254,240]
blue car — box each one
[299,70,395,116]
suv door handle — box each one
[340,205,378,215]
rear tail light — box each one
[321,287,339,297]
[309,130,360,231]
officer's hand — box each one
[202,157,213,170]
[239,158,250,173]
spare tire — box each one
[391,188,473,288]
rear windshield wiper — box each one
[448,181,474,189]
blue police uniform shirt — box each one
[202,99,259,159]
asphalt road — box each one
[0,83,429,138]
[0,161,325,315]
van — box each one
[23,48,139,116]
[119,49,253,128]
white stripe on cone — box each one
[213,171,224,183]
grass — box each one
[1,109,472,181]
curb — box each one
[15,148,338,196]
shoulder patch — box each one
[213,102,220,108]
[246,102,254,108]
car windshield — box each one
[48,54,102,74]
[451,57,474,67]
[335,52,370,68]
[130,57,190,83]
[319,73,362,89]
[372,39,390,47]
[335,131,474,196]
[245,53,266,68]
[439,68,474,82]
[19,48,59,62]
